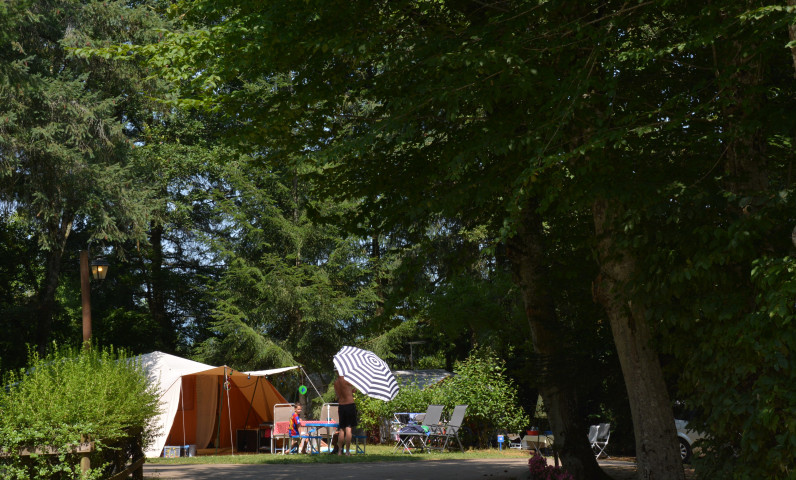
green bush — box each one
[358,349,528,448]
[0,345,159,479]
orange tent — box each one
[140,352,292,457]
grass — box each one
[146,444,532,466]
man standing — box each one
[334,373,356,456]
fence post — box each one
[79,435,91,474]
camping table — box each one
[301,420,338,454]
[391,412,423,441]
[522,433,554,456]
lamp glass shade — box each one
[90,258,110,280]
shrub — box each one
[435,349,528,446]
[0,345,159,479]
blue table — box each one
[301,421,339,454]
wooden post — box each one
[79,435,91,474]
[80,250,91,349]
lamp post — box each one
[80,250,109,349]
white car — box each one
[675,419,704,463]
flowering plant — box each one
[528,453,574,480]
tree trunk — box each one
[35,215,73,355]
[148,222,175,350]
[507,199,610,480]
[788,0,796,79]
[592,198,685,480]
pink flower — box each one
[527,453,574,480]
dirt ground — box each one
[143,456,696,480]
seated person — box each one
[289,404,309,453]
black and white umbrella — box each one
[333,346,399,401]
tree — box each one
[0,0,164,356]
[192,155,382,372]
[102,0,796,477]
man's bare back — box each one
[334,375,354,404]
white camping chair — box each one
[587,425,599,446]
[272,403,296,454]
[320,403,339,452]
[591,423,611,458]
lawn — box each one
[146,444,532,466]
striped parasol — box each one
[333,346,399,401]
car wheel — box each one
[679,438,692,464]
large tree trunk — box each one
[592,198,685,480]
[507,199,610,480]
[35,214,73,355]
[148,222,175,350]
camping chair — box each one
[508,433,523,449]
[591,423,611,459]
[272,403,296,454]
[321,403,339,423]
[427,404,468,451]
[393,404,445,454]
[587,425,599,446]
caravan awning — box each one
[244,366,299,377]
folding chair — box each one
[321,403,339,423]
[591,423,611,459]
[427,404,468,451]
[393,404,444,454]
[508,433,523,449]
[271,403,295,454]
[587,424,599,446]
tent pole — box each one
[243,376,259,430]
[181,380,186,450]
[226,372,234,456]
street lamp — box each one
[80,250,110,348]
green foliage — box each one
[192,156,382,373]
[0,0,170,361]
[435,350,529,446]
[69,0,796,476]
[0,345,159,479]
[358,350,528,448]
[659,255,796,479]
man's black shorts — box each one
[339,403,357,429]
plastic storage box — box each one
[163,446,181,458]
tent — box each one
[138,351,294,457]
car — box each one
[675,418,705,463]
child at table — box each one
[289,404,309,453]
